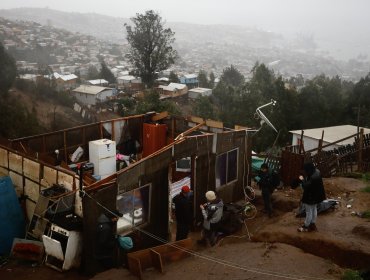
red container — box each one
[142,123,167,157]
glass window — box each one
[216,148,238,189]
[116,184,150,233]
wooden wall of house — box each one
[116,148,172,246]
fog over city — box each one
[1,0,370,60]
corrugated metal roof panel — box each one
[290,125,370,145]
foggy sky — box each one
[1,0,370,59]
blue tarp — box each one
[0,176,25,255]
[252,156,265,172]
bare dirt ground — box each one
[11,89,84,129]
[1,177,369,280]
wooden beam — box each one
[205,119,223,129]
[175,122,206,140]
[358,128,364,172]
[152,111,169,122]
[63,131,67,162]
[299,130,304,154]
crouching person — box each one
[198,191,223,247]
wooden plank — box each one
[151,238,192,263]
[150,249,164,273]
[205,119,223,129]
[189,116,204,124]
[234,125,249,130]
[127,256,143,280]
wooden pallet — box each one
[127,238,193,279]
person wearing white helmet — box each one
[198,190,224,246]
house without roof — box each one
[0,112,252,274]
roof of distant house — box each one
[88,79,109,85]
[73,85,112,95]
[188,87,212,93]
[183,74,197,79]
[51,72,78,81]
[159,82,187,91]
[157,77,169,82]
[290,125,370,146]
[19,74,38,80]
[117,75,137,81]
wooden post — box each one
[299,130,304,154]
[63,131,67,162]
[358,128,364,172]
[318,130,324,152]
[111,120,115,141]
[99,122,103,138]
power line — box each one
[83,190,332,280]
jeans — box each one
[303,203,317,227]
[262,189,272,215]
[176,223,189,241]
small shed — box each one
[290,125,370,152]
[158,83,188,98]
[87,79,109,86]
[72,85,115,106]
[188,87,212,99]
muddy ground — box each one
[1,177,369,280]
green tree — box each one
[168,71,179,83]
[198,70,209,88]
[209,72,215,88]
[136,90,180,115]
[87,65,99,80]
[125,10,178,88]
[219,65,244,87]
[0,43,17,95]
[347,73,370,128]
[193,96,215,119]
[0,97,43,138]
[100,62,116,84]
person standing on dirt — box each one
[172,185,193,241]
[296,162,326,232]
[95,212,119,269]
[256,163,274,217]
[198,191,224,246]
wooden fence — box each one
[279,129,370,185]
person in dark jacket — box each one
[95,212,118,269]
[172,185,193,241]
[256,163,273,217]
[296,162,326,232]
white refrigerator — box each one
[88,139,116,179]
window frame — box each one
[116,183,152,234]
[215,148,239,190]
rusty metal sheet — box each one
[23,158,40,182]
[42,166,57,187]
[9,152,23,174]
[0,147,8,168]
